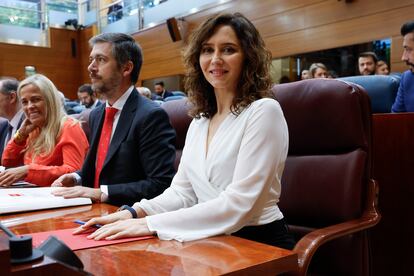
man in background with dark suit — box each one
[154,81,173,100]
[358,51,378,76]
[0,117,9,163]
[53,33,176,206]
[0,77,23,161]
[77,83,102,109]
[392,20,414,112]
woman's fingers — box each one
[106,231,129,240]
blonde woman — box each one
[0,74,89,186]
[309,63,328,78]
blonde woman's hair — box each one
[309,63,328,78]
[17,74,69,159]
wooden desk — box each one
[371,113,414,276]
[1,204,298,275]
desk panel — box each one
[1,204,297,275]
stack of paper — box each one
[0,187,91,214]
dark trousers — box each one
[233,218,295,250]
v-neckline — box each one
[205,113,231,159]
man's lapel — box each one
[102,91,138,168]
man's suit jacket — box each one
[392,70,414,112]
[162,90,174,99]
[80,89,176,206]
[0,117,9,163]
[0,114,24,164]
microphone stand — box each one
[0,222,44,264]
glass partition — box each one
[47,0,78,26]
[0,0,230,45]
[99,0,226,34]
[78,0,97,26]
[0,0,45,45]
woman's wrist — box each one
[13,130,29,144]
[118,205,138,218]
[132,204,147,218]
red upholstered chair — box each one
[161,98,192,170]
[273,79,380,276]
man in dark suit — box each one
[392,20,414,112]
[52,33,176,206]
[0,78,23,161]
[0,117,9,163]
[154,81,173,100]
[77,83,102,109]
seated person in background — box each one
[0,74,89,187]
[0,77,24,161]
[154,81,173,100]
[301,69,310,80]
[392,20,414,112]
[309,63,328,78]
[376,60,390,75]
[137,86,152,99]
[0,117,9,163]
[358,51,378,75]
[78,84,102,109]
[57,91,68,114]
[75,13,295,250]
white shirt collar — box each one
[10,109,24,129]
[105,86,134,111]
[90,99,99,109]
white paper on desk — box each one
[0,187,92,214]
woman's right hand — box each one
[18,118,38,137]
[73,210,133,235]
[14,119,39,144]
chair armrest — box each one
[289,179,380,276]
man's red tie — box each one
[94,107,118,188]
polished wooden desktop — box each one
[0,204,298,275]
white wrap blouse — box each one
[136,98,289,242]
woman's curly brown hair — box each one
[183,13,273,118]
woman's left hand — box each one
[87,218,154,241]
[0,166,29,187]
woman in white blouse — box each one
[76,12,294,249]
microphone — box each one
[0,222,44,264]
[1,222,84,269]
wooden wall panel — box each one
[0,27,82,99]
[264,5,414,57]
[256,0,414,39]
[391,36,405,72]
[79,26,97,85]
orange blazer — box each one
[2,118,89,186]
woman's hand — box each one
[14,119,38,144]
[19,118,38,135]
[87,218,154,241]
[0,165,28,187]
[73,210,133,235]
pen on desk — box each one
[74,219,102,228]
